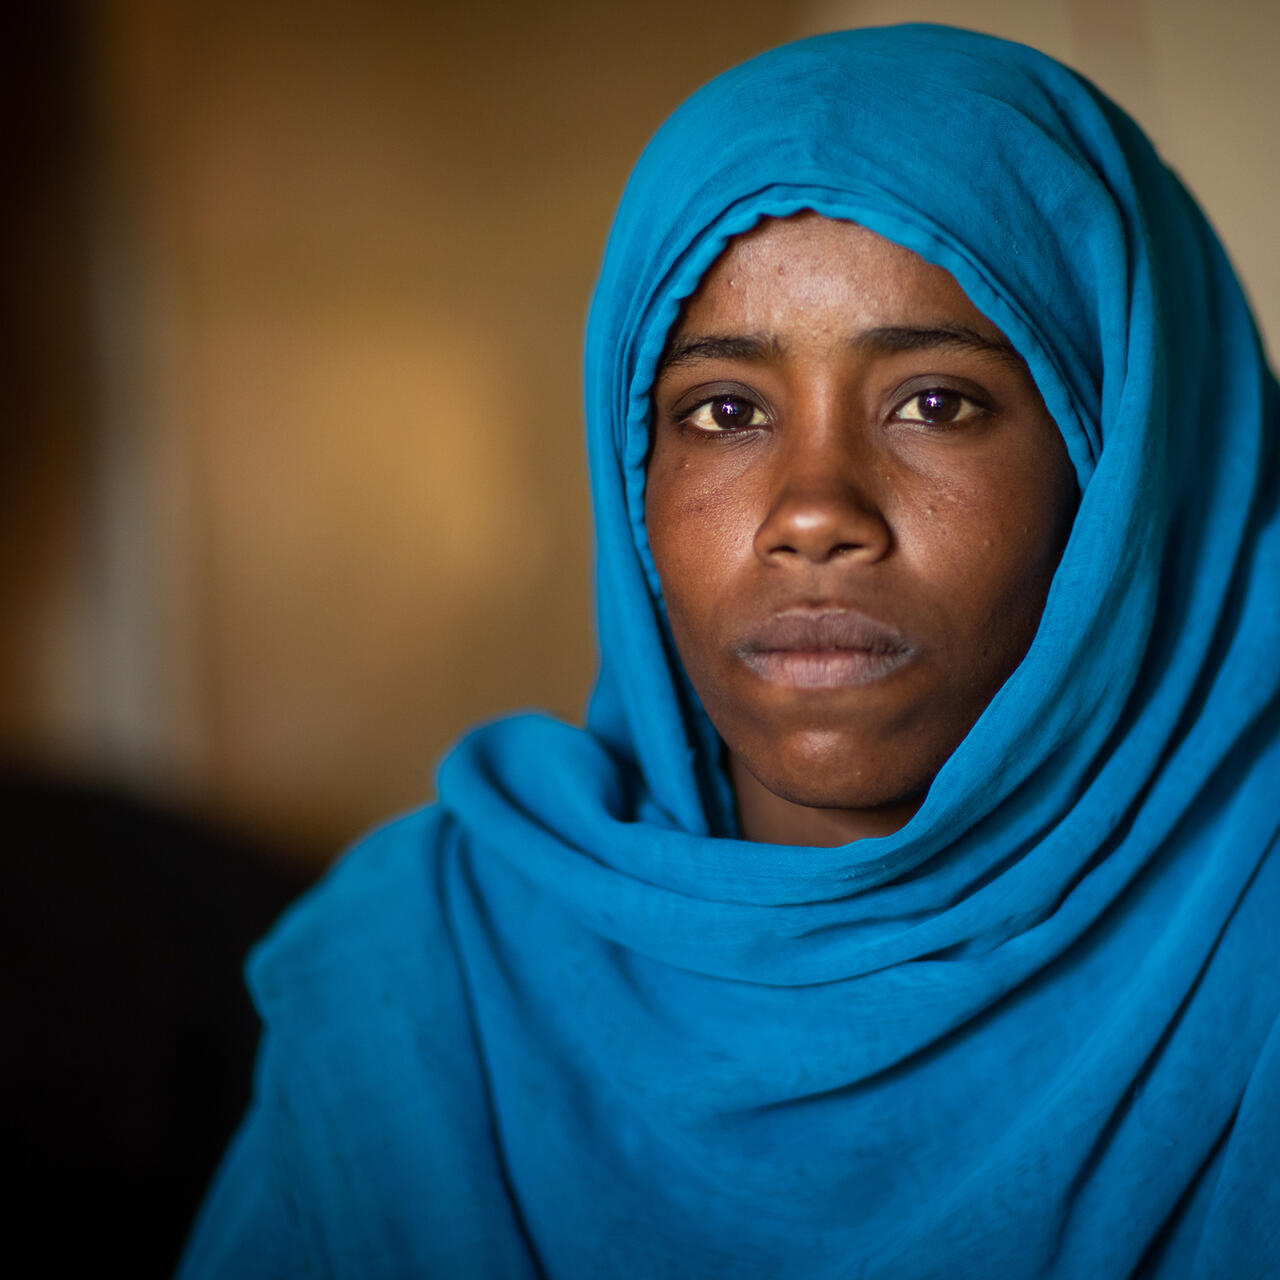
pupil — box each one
[920,390,960,421]
[712,397,749,428]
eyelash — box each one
[894,388,985,426]
[675,388,986,434]
[679,395,770,433]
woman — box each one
[180,25,1279,1278]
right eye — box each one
[682,394,769,433]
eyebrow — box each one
[659,333,786,369]
[658,324,1023,372]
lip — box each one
[733,608,917,689]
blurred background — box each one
[8,0,1278,868]
[5,0,1277,1274]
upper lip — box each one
[733,607,915,658]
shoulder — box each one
[247,803,463,1039]
[183,804,535,1276]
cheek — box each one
[645,455,759,612]
[900,449,1074,652]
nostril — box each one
[764,537,871,563]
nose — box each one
[753,428,892,566]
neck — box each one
[729,754,925,846]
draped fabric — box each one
[180,26,1279,1279]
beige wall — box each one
[68,0,804,859]
[10,0,1276,863]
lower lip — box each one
[740,648,914,689]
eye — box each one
[894,388,984,425]
[682,394,769,433]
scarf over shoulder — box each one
[181,25,1280,1279]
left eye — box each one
[684,395,769,432]
[895,389,983,424]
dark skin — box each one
[645,213,1078,846]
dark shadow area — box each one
[1,769,312,1278]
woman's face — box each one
[645,213,1077,845]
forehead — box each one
[676,212,1005,344]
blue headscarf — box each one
[184,24,1280,1279]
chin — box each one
[742,727,937,813]
[758,770,923,815]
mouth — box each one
[733,608,917,689]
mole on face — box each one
[645,213,1078,846]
